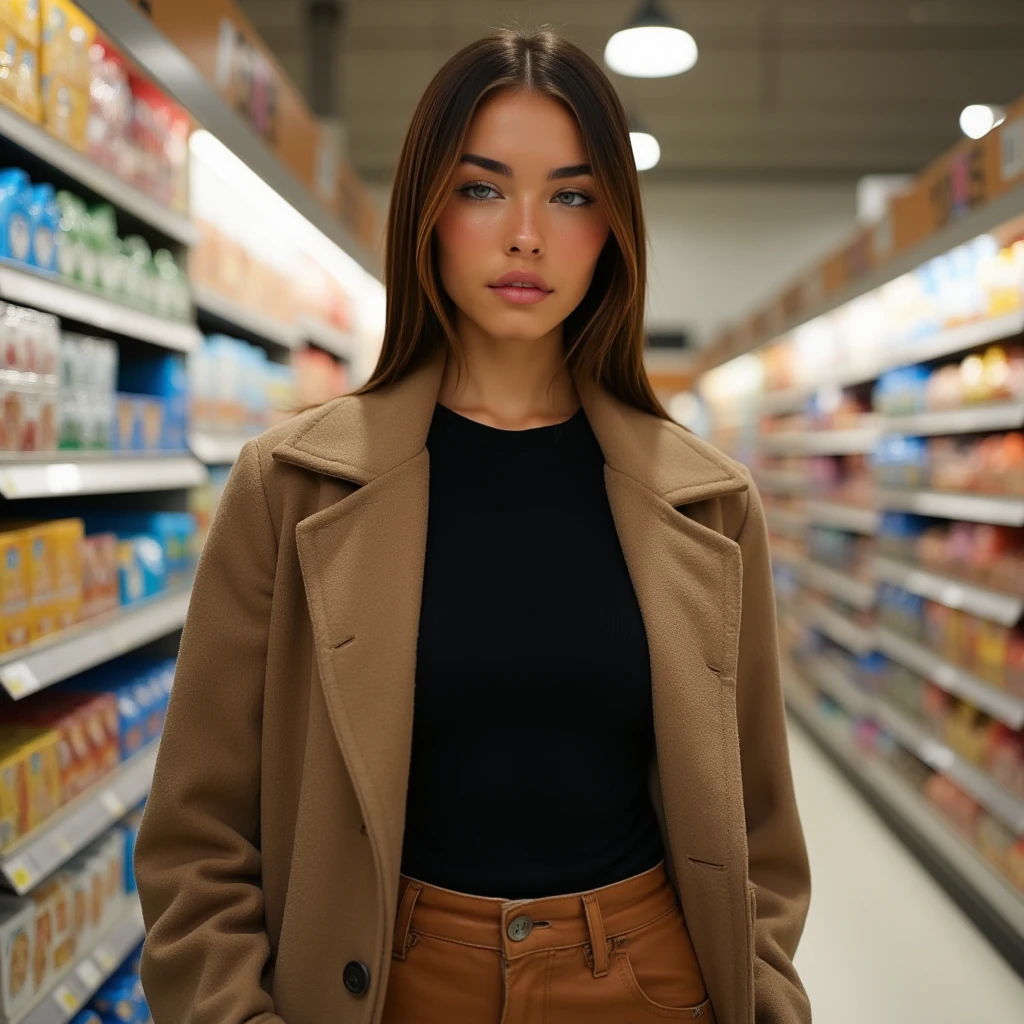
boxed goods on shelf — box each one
[87,933,147,1022]
[0,896,32,1020]
[0,725,61,834]
[83,512,196,590]
[59,331,116,450]
[0,25,41,125]
[0,1,41,49]
[0,302,59,453]
[118,352,187,451]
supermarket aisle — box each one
[789,717,1024,1022]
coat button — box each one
[507,915,533,942]
[343,960,371,996]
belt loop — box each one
[582,893,609,978]
[392,881,422,960]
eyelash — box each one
[456,180,594,207]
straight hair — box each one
[352,25,670,421]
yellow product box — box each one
[40,0,90,89]
[0,896,34,1021]
[0,1,41,47]
[48,872,73,971]
[0,742,24,852]
[40,72,85,151]
[0,527,30,654]
[0,728,61,832]
[67,856,90,950]
[52,518,82,628]
[0,33,40,122]
[27,878,56,996]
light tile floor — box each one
[788,718,1024,1023]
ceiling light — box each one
[605,0,698,78]
[959,104,1006,140]
[630,132,661,172]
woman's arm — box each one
[134,439,287,1024]
[733,469,812,1023]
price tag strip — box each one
[0,659,41,699]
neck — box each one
[437,312,580,430]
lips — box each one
[489,270,552,292]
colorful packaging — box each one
[40,0,92,87]
[0,743,23,851]
[121,811,142,894]
[118,353,188,451]
[41,73,87,151]
[27,182,59,272]
[0,897,33,1020]
[0,526,30,653]
[49,871,73,971]
[115,535,165,606]
[0,167,33,264]
[27,877,56,995]
[8,728,61,830]
[0,1,42,48]
[82,532,119,618]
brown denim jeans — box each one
[381,860,714,1023]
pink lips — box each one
[488,270,552,305]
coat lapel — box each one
[272,344,752,1022]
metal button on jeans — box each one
[507,915,533,942]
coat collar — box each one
[271,343,746,507]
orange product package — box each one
[0,742,24,852]
[27,878,55,996]
[0,526,30,653]
[48,872,73,971]
[0,728,62,832]
[0,896,34,1021]
[82,532,119,619]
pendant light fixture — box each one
[959,104,1007,140]
[605,0,699,78]
[628,113,661,172]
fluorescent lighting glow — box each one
[959,104,1006,140]
[630,131,661,172]
[605,26,698,78]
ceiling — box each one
[238,0,1024,184]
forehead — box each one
[463,88,588,165]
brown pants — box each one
[382,860,714,1023]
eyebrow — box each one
[461,154,592,180]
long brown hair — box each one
[352,25,670,420]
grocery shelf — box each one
[755,469,807,495]
[760,388,808,417]
[0,746,157,895]
[874,625,1024,730]
[784,676,1024,967]
[880,402,1024,438]
[0,588,191,700]
[13,896,144,1024]
[872,555,1024,627]
[804,500,880,535]
[765,506,808,538]
[299,316,355,360]
[0,104,196,247]
[760,426,881,457]
[798,558,876,611]
[0,263,200,351]
[0,455,208,499]
[803,655,878,720]
[874,700,1024,834]
[877,489,1024,526]
[192,284,299,351]
[801,598,875,656]
[188,432,251,465]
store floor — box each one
[788,718,1024,1022]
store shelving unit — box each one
[1,746,157,894]
[0,588,191,700]
[798,558,876,611]
[874,625,1024,729]
[785,673,1024,974]
[192,283,299,351]
[872,556,1024,627]
[755,469,807,495]
[0,263,200,352]
[0,455,207,500]
[0,105,195,247]
[803,500,880,534]
[802,597,875,656]
[880,402,1024,437]
[188,432,250,466]
[765,506,808,538]
[299,316,355,360]
[11,896,145,1024]
[876,489,1024,526]
[760,426,881,457]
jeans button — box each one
[507,915,533,942]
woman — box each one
[135,26,811,1024]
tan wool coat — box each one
[135,343,812,1024]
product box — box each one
[119,354,188,451]
[0,1,41,48]
[121,811,142,893]
[0,168,33,264]
[112,393,164,452]
[0,30,41,124]
[99,828,124,907]
[0,743,23,851]
[7,518,83,641]
[69,1011,101,1024]
[82,532,119,618]
[0,728,62,831]
[27,877,55,996]
[0,897,33,1021]
[27,182,58,272]
[0,526,30,653]
[49,871,73,972]
[115,535,165,606]
[41,73,86,152]
[40,0,91,87]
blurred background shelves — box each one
[876,490,1024,527]
[0,746,156,895]
[804,501,880,535]
[0,456,208,499]
[0,587,191,700]
[191,284,299,353]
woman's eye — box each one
[554,190,591,208]
[460,183,500,200]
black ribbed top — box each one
[400,400,664,899]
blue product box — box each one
[84,513,196,582]
[91,973,146,1022]
[28,184,60,273]
[122,811,143,893]
[118,354,189,451]
[117,535,166,605]
[0,168,33,265]
[69,1012,103,1024]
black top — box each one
[400,400,664,899]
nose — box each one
[504,199,544,257]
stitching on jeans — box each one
[410,929,502,953]
[615,950,710,1019]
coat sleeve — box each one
[733,468,812,1023]
[134,439,287,1024]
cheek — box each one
[435,204,493,287]
[553,216,610,286]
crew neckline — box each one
[430,401,591,450]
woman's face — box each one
[434,88,612,344]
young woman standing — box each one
[135,27,811,1024]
